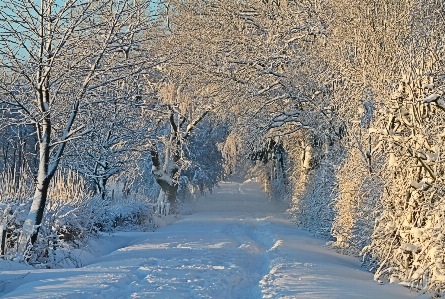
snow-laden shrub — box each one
[0,201,30,256]
[0,168,34,256]
[0,168,155,268]
[330,145,384,256]
[288,142,342,239]
[26,198,154,268]
[13,170,101,267]
[329,97,386,255]
[361,72,445,293]
[26,196,108,268]
[108,201,154,231]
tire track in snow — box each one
[69,215,277,299]
[219,218,276,298]
[114,217,278,299]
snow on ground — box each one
[0,181,417,298]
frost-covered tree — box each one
[181,118,227,196]
[68,99,150,200]
[0,0,159,256]
[144,82,216,212]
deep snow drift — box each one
[0,181,415,298]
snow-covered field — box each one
[0,181,416,298]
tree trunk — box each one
[153,174,179,213]
[162,182,178,212]
[151,149,180,214]
[17,122,53,257]
[94,177,108,200]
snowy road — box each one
[0,181,415,298]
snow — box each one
[0,181,415,298]
[400,243,419,253]
[423,94,440,103]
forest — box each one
[1,0,445,296]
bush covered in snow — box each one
[360,73,445,292]
[0,169,155,268]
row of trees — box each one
[161,0,445,295]
[0,0,226,262]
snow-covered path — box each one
[0,181,415,298]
